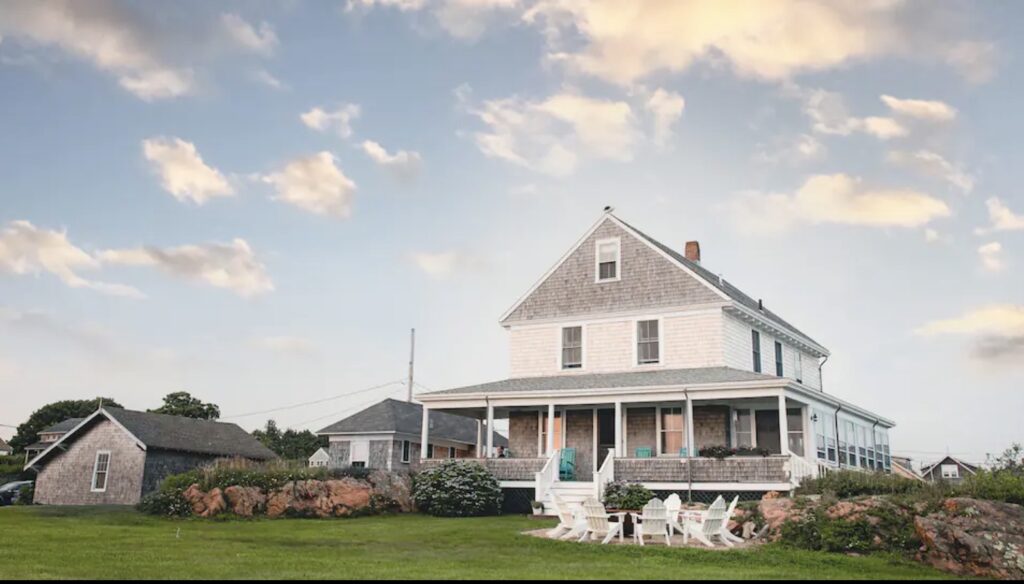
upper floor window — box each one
[561,326,583,369]
[637,320,660,364]
[774,341,784,377]
[795,352,803,383]
[941,464,959,479]
[91,451,110,492]
[751,330,762,373]
[595,238,620,282]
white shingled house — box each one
[417,209,894,510]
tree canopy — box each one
[148,392,220,420]
[9,397,122,453]
[252,420,326,460]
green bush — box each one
[796,470,929,498]
[780,506,919,555]
[14,483,34,506]
[412,461,502,517]
[602,481,655,510]
[960,470,1024,505]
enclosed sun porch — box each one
[417,372,894,511]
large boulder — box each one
[915,497,1024,580]
[224,486,266,517]
[758,495,801,538]
[266,479,373,518]
[183,484,226,518]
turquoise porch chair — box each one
[679,447,698,457]
[635,447,653,458]
[559,448,577,480]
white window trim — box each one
[594,237,622,283]
[632,317,663,367]
[350,439,370,465]
[940,464,959,479]
[91,450,111,493]
[538,408,566,456]
[655,406,685,457]
[557,324,586,371]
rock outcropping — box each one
[265,479,373,518]
[915,497,1024,580]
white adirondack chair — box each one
[719,496,745,544]
[631,498,671,546]
[663,493,685,536]
[578,497,624,545]
[547,493,588,540]
[683,496,733,548]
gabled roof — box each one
[921,455,980,477]
[40,418,84,434]
[317,398,509,447]
[0,437,10,451]
[26,408,277,469]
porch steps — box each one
[541,481,595,515]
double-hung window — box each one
[774,341,784,377]
[91,451,110,492]
[659,408,685,455]
[401,440,411,464]
[540,411,562,455]
[561,326,582,369]
[637,320,660,365]
[795,352,803,383]
[751,330,762,373]
[596,239,620,282]
[448,446,457,459]
[735,410,754,448]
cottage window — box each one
[751,330,762,373]
[813,409,826,461]
[774,342,784,377]
[838,420,849,466]
[401,440,411,464]
[596,239,620,282]
[561,326,583,369]
[845,421,857,467]
[659,408,685,455]
[637,320,660,365]
[735,410,754,448]
[940,464,959,479]
[795,352,803,384]
[858,426,869,469]
[448,446,457,459]
[351,440,369,467]
[787,409,804,455]
[91,451,110,492]
[425,443,434,459]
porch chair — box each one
[631,498,671,546]
[559,447,577,480]
[547,493,588,541]
[635,447,653,458]
[719,496,744,544]
[578,497,625,545]
[679,447,697,457]
[663,493,686,536]
[682,496,733,548]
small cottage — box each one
[25,407,276,505]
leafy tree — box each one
[992,443,1024,476]
[252,420,326,460]
[9,397,122,453]
[149,391,220,420]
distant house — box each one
[890,455,925,482]
[308,447,330,468]
[0,438,12,456]
[317,398,508,471]
[23,418,84,462]
[25,407,277,505]
[921,456,979,484]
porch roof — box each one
[422,366,778,397]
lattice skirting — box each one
[501,487,535,515]
[651,489,768,505]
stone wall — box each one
[34,419,147,505]
[614,456,789,483]
[508,411,539,458]
[694,405,729,450]
[565,410,593,481]
[625,407,656,455]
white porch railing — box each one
[595,451,615,500]
[534,449,560,502]
[788,453,819,488]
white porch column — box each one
[420,405,430,460]
[476,419,483,459]
[546,403,555,455]
[778,393,790,456]
[614,401,623,457]
[486,402,495,458]
[685,398,695,456]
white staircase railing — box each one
[534,449,560,503]
[788,453,819,488]
[595,451,615,500]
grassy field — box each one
[0,506,954,580]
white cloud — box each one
[917,304,1024,363]
[645,88,685,147]
[221,13,278,56]
[978,242,1005,273]
[410,250,478,279]
[728,173,951,234]
[754,133,825,166]
[467,89,638,176]
[887,150,974,194]
[348,0,519,41]
[252,69,286,90]
[300,104,361,138]
[880,95,957,122]
[946,40,997,85]
[924,228,940,243]
[0,0,195,100]
[802,89,906,140]
[262,152,358,218]
[253,336,318,357]
[361,140,423,181]
[0,220,142,297]
[978,197,1024,234]
[99,239,273,297]
[142,137,234,205]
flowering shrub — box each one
[412,461,502,517]
[602,481,654,510]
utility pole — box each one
[407,328,416,403]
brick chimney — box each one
[685,241,701,263]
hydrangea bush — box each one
[412,461,502,517]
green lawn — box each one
[0,506,954,580]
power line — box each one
[221,380,405,420]
[291,385,407,429]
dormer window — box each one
[595,238,620,282]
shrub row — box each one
[797,469,1024,506]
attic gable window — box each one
[595,238,621,282]
[91,451,110,492]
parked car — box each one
[0,480,33,506]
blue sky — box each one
[0,0,1021,467]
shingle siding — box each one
[503,219,722,324]
[564,409,594,480]
[722,313,821,390]
[509,412,539,458]
[141,451,220,496]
